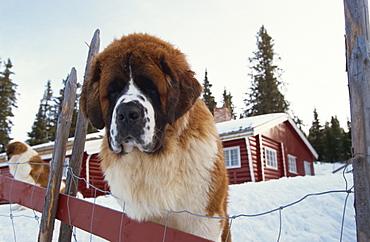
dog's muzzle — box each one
[110,101,153,154]
[117,102,144,128]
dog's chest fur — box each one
[100,104,223,240]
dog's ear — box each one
[6,143,15,159]
[161,57,202,125]
[80,58,105,129]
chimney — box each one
[214,103,232,123]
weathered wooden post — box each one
[58,29,100,242]
[38,68,77,242]
[343,0,370,241]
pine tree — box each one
[222,87,236,119]
[340,120,352,161]
[202,69,217,115]
[27,80,56,145]
[308,108,325,161]
[308,110,352,163]
[244,25,289,117]
[0,59,17,152]
[322,116,344,163]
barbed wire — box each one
[2,161,355,242]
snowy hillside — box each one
[228,163,355,241]
[0,163,356,241]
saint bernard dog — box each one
[80,33,231,241]
[6,142,83,199]
[7,142,55,189]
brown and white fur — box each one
[6,142,83,199]
[81,33,231,241]
[7,142,58,189]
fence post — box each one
[38,68,77,242]
[343,0,370,241]
[58,29,100,242]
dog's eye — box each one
[136,76,158,94]
[108,78,126,99]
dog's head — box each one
[80,33,202,155]
[6,142,29,160]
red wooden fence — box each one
[0,174,211,241]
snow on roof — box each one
[30,129,105,150]
[216,113,286,136]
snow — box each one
[0,163,356,241]
[216,113,286,136]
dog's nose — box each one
[116,103,143,124]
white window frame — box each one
[265,147,278,170]
[304,161,312,175]
[224,146,241,169]
[288,155,297,174]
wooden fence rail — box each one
[0,175,210,241]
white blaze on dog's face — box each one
[109,69,156,154]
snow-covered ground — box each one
[0,162,356,241]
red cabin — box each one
[217,113,318,184]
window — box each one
[265,147,278,169]
[224,146,241,169]
[288,155,297,174]
[304,161,312,175]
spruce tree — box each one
[340,120,352,161]
[222,87,236,119]
[308,108,325,161]
[202,69,217,115]
[322,116,343,163]
[308,110,352,163]
[0,59,17,152]
[27,80,56,145]
[244,25,289,117]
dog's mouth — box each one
[109,135,152,155]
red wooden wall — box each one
[223,120,316,184]
[248,136,262,182]
[262,121,315,176]
[261,135,285,181]
[78,153,108,198]
[223,138,251,184]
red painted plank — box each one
[0,175,211,241]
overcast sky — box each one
[0,0,350,141]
